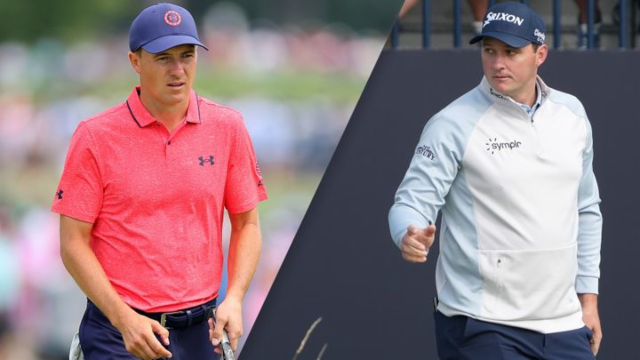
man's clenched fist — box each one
[400,224,436,263]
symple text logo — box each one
[485,138,522,155]
[483,12,524,28]
[415,145,436,161]
[534,28,546,43]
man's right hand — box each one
[60,215,172,359]
[113,310,172,360]
[400,224,437,263]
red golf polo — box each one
[52,87,267,312]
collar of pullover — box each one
[479,76,550,119]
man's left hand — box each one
[579,293,602,355]
[209,297,243,353]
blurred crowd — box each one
[0,2,385,358]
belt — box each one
[134,298,217,329]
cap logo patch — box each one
[483,12,524,27]
[164,10,182,26]
[534,28,546,43]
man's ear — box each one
[535,44,548,68]
[128,51,142,74]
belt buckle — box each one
[160,310,184,329]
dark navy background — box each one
[242,50,640,360]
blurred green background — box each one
[0,0,401,358]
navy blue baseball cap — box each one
[129,3,208,53]
[470,2,546,48]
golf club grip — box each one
[221,343,235,360]
[221,330,236,360]
[209,308,236,360]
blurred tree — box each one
[192,0,402,31]
[0,0,141,43]
[2,0,402,44]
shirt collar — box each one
[516,80,542,118]
[125,86,201,128]
[480,76,550,117]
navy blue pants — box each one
[434,311,595,360]
[79,300,220,360]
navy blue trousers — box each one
[434,311,595,360]
[79,300,220,360]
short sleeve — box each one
[224,118,268,214]
[51,123,104,223]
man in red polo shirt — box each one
[52,3,267,359]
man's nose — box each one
[491,54,506,70]
[169,58,184,74]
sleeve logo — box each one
[415,145,436,161]
[256,163,264,186]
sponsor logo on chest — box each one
[199,155,215,166]
[485,137,522,155]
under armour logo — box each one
[199,156,215,166]
[55,189,64,199]
[256,163,264,186]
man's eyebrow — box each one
[151,47,196,57]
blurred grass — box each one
[196,68,366,104]
[1,165,68,217]
[257,170,325,213]
[33,68,366,106]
